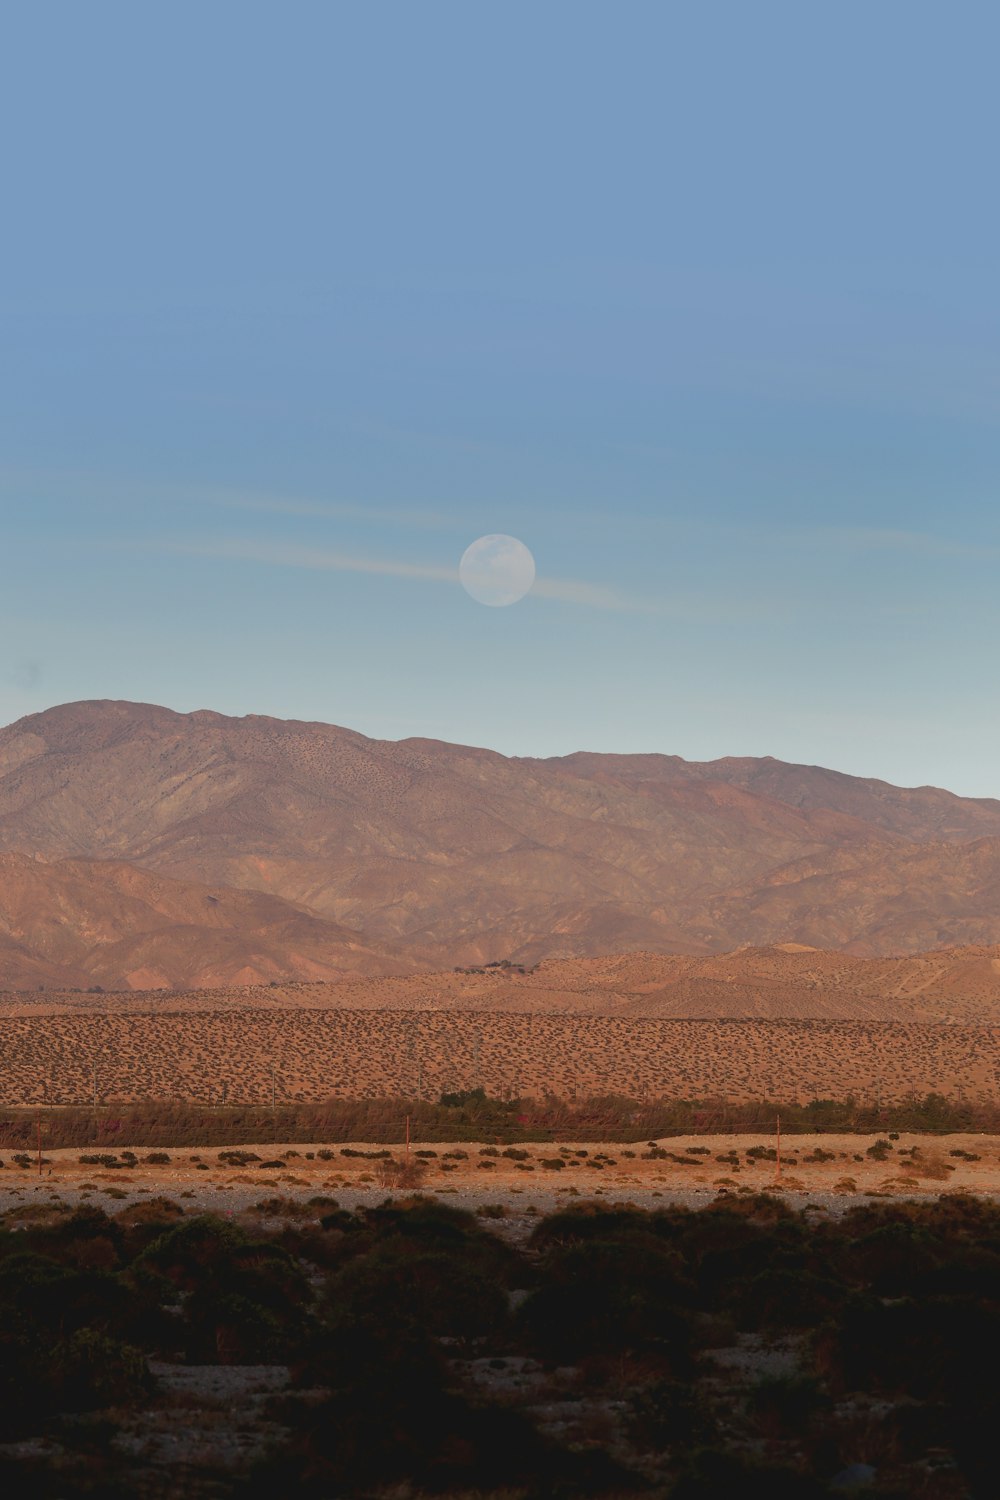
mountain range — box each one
[2,698,1000,990]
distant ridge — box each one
[2,698,1000,982]
[7,941,1000,1025]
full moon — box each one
[459,534,536,606]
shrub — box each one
[326,1243,508,1342]
[373,1157,427,1189]
[516,1236,693,1365]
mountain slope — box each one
[0,853,413,991]
[2,698,1000,962]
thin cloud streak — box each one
[176,536,459,582]
[205,489,455,531]
[164,536,659,613]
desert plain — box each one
[4,941,1000,1107]
[1,1131,997,1229]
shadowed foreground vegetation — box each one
[2,1189,1000,1494]
[0,1089,991,1151]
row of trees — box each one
[0,1089,986,1151]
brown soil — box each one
[3,1133,996,1213]
[10,939,1000,1021]
[0,1007,996,1106]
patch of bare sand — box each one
[4,1135,997,1226]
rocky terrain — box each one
[3,699,1000,984]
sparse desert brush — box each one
[909,1151,955,1181]
[114,1195,185,1225]
[3,1201,72,1223]
[254,1196,310,1218]
[834,1177,858,1194]
[373,1157,427,1189]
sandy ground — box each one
[2,1132,996,1230]
[3,1009,1000,1106]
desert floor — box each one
[1,1133,996,1233]
[0,1008,998,1106]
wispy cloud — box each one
[531,576,643,610]
[176,536,458,582]
[164,536,659,613]
[204,488,455,531]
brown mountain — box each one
[2,698,1000,972]
[0,853,412,991]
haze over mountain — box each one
[2,699,1000,987]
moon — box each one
[459,534,536,607]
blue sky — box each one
[3,2,999,793]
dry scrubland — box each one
[7,1183,1000,1496]
[11,939,1000,1022]
[2,1132,999,1210]
[2,1007,1000,1107]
